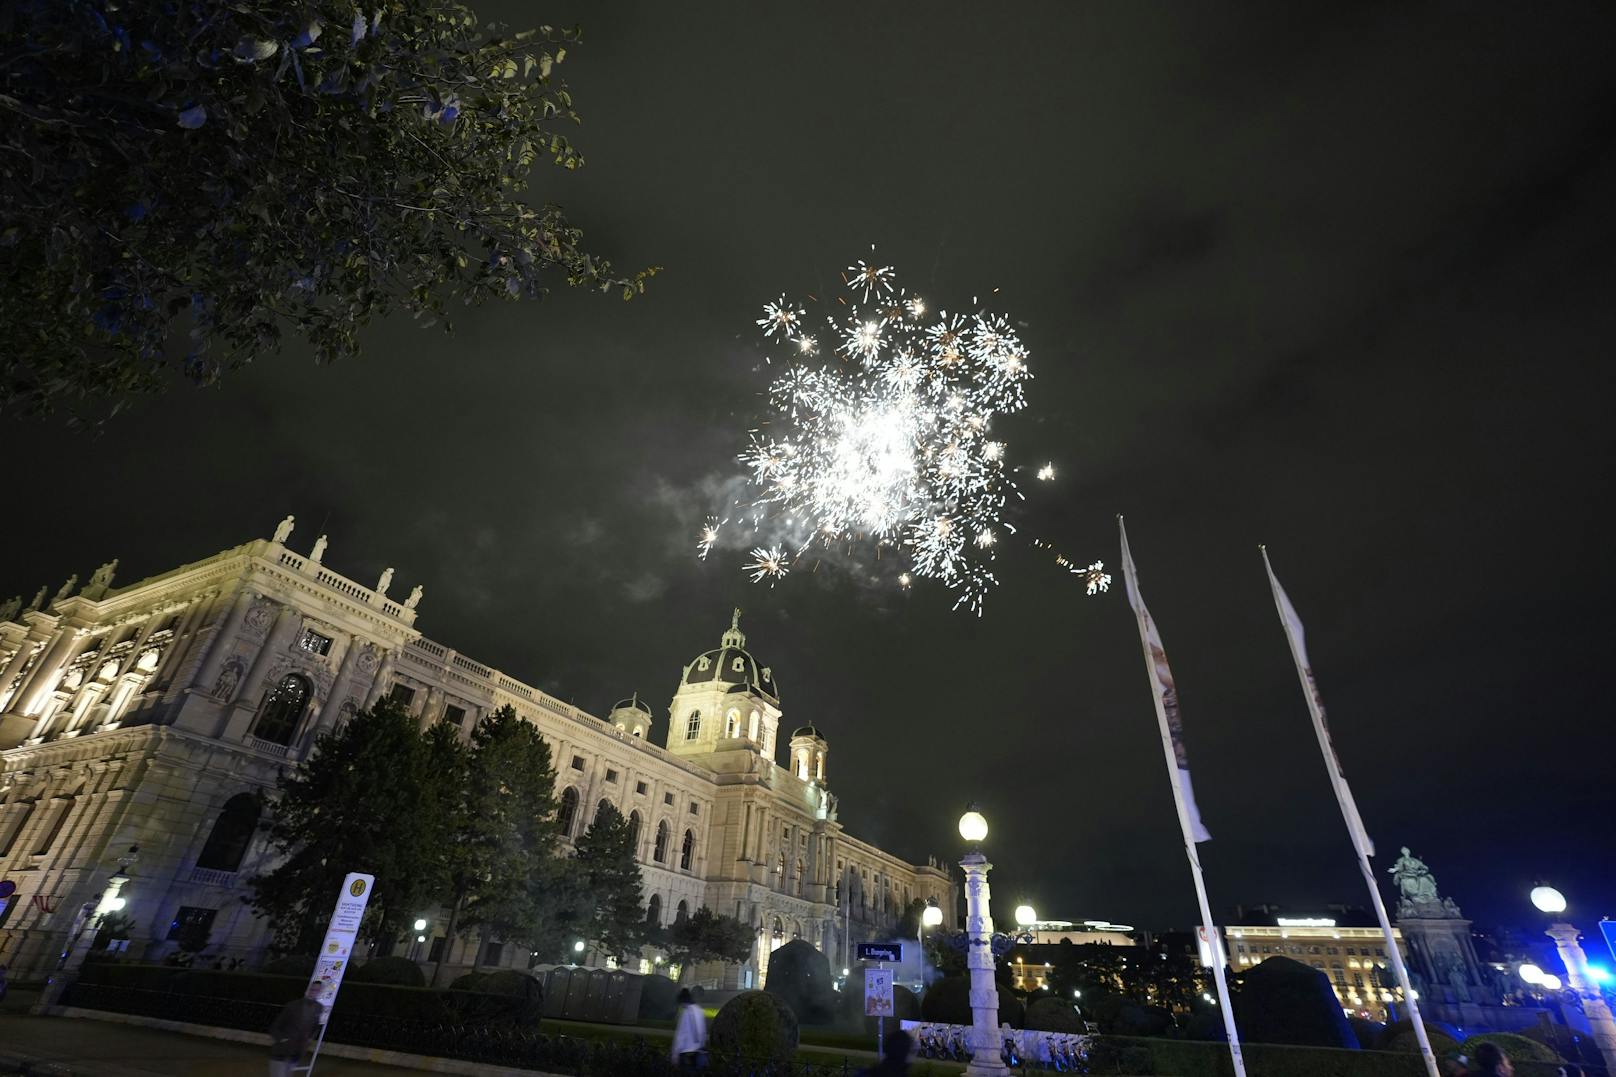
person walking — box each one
[670,988,707,1068]
[1471,1042,1515,1077]
[857,1028,914,1076]
[268,979,325,1076]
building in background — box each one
[0,522,953,986]
[1221,907,1404,1022]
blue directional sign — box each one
[857,942,903,963]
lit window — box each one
[685,710,701,740]
[297,629,333,656]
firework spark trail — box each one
[709,252,1109,613]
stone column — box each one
[0,634,38,711]
[10,625,82,719]
[1546,922,1616,1074]
[189,590,256,697]
[960,851,1007,1077]
[362,648,397,709]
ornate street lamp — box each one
[38,845,138,1010]
[1529,883,1616,1074]
[953,804,1010,1077]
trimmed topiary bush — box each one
[1459,1032,1563,1065]
[450,972,489,992]
[1378,1018,1459,1059]
[1235,956,1356,1048]
[1025,996,1085,1033]
[763,939,835,1024]
[920,975,1022,1028]
[711,990,800,1065]
[638,973,679,1020]
[260,955,315,978]
[1349,1017,1386,1050]
[349,956,426,987]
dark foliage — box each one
[0,0,654,416]
[919,974,1023,1028]
[1234,956,1357,1049]
[350,955,427,987]
[762,938,835,1024]
[709,990,799,1066]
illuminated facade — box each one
[0,523,953,985]
[1223,917,1407,1022]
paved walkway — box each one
[0,1013,422,1076]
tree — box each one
[431,705,567,983]
[895,897,926,941]
[249,699,448,952]
[0,1,655,416]
[660,906,754,970]
[572,801,647,962]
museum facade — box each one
[0,520,954,985]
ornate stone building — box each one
[0,521,954,986]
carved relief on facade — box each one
[355,643,379,676]
[213,657,245,702]
[241,598,276,637]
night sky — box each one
[6,4,1615,936]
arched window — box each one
[558,787,579,836]
[653,820,669,863]
[595,798,614,829]
[252,673,311,745]
[748,710,760,740]
[796,750,809,780]
[795,858,805,897]
[724,710,738,738]
[684,710,701,740]
[676,899,689,923]
[646,894,662,927]
[627,810,642,851]
[680,829,695,870]
[196,793,260,872]
[770,917,785,953]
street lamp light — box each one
[1014,905,1037,930]
[1519,963,1545,985]
[922,900,944,930]
[1531,886,1568,915]
[958,805,988,844]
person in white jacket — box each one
[670,988,708,1068]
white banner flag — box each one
[1261,550,1375,858]
[1119,519,1211,842]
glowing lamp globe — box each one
[1518,963,1545,984]
[573,940,586,953]
[1015,905,1038,928]
[103,896,126,913]
[1530,885,1567,914]
[1541,973,1563,990]
[922,903,944,928]
[413,918,428,932]
[958,807,989,844]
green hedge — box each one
[1094,1036,1431,1077]
[72,962,523,1026]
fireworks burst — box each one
[697,516,726,560]
[746,545,790,584]
[1034,538,1114,595]
[711,252,1108,614]
[734,254,1040,613]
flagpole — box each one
[1261,547,1440,1077]
[1120,518,1246,1077]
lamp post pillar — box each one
[1545,922,1616,1074]
[960,852,1007,1077]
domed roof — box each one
[611,695,652,716]
[791,723,822,739]
[681,610,780,702]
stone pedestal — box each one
[1546,923,1616,1075]
[960,852,1006,1077]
